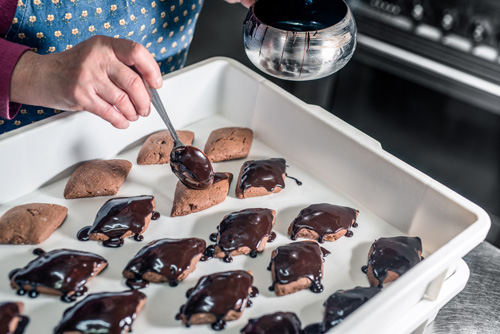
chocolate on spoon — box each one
[149,88,214,190]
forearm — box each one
[0,38,30,120]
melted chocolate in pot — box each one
[241,311,302,334]
[170,145,214,190]
[363,236,423,287]
[53,290,146,334]
[291,203,358,242]
[176,270,256,330]
[77,195,155,248]
[0,302,30,334]
[124,238,206,289]
[9,249,107,303]
[239,158,287,193]
[211,208,275,262]
[269,241,330,293]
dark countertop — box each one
[427,241,500,333]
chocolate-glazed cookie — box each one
[176,270,258,331]
[53,290,146,334]
[77,195,159,248]
[205,208,276,263]
[123,237,206,289]
[236,158,287,198]
[9,248,108,303]
[0,302,29,334]
[289,203,359,243]
[362,236,423,287]
[304,286,381,333]
[241,311,302,334]
[268,241,330,296]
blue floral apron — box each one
[1,0,203,134]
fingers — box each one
[89,94,130,129]
[108,63,151,117]
[111,39,163,90]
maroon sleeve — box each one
[0,39,30,120]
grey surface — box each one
[428,242,500,334]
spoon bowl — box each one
[243,0,356,81]
[149,89,214,190]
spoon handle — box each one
[149,88,183,147]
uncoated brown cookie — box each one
[63,159,132,199]
[171,172,233,217]
[0,203,67,245]
[203,127,253,162]
[137,130,195,165]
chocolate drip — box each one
[269,241,329,293]
[239,158,287,192]
[290,204,358,243]
[241,312,302,334]
[285,173,303,186]
[177,270,256,330]
[170,145,214,190]
[320,287,381,332]
[0,302,30,334]
[364,236,423,287]
[124,238,206,289]
[10,249,107,303]
[152,211,161,220]
[211,208,275,261]
[77,195,155,248]
[53,290,146,334]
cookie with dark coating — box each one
[122,237,206,289]
[9,248,108,303]
[235,158,286,199]
[53,290,146,334]
[0,203,67,245]
[288,203,359,243]
[268,241,330,296]
[176,270,258,330]
[362,236,423,287]
[0,302,29,334]
[207,208,276,263]
[137,130,194,165]
[77,195,157,248]
[241,311,302,334]
[171,172,232,217]
[63,159,132,199]
[204,127,253,162]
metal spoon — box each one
[149,88,214,190]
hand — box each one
[224,0,255,8]
[10,35,162,129]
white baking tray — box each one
[0,57,490,334]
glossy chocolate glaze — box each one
[124,237,206,289]
[176,270,257,330]
[362,236,423,287]
[211,208,275,262]
[239,158,286,193]
[53,290,145,334]
[0,302,29,334]
[170,145,214,190]
[268,241,330,293]
[241,311,302,334]
[314,286,381,333]
[77,195,156,248]
[290,204,358,243]
[9,248,107,303]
